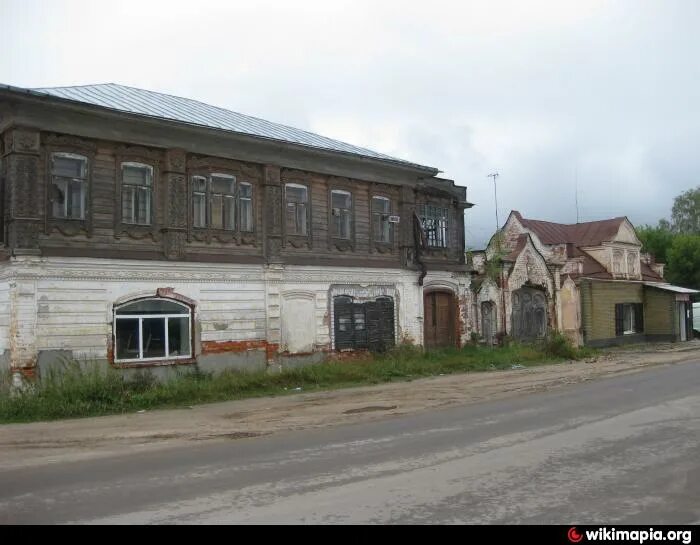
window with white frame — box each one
[372,196,392,243]
[192,174,252,231]
[285,183,308,235]
[417,204,449,248]
[121,162,153,225]
[331,189,352,239]
[50,153,88,220]
[623,303,635,333]
[615,302,644,336]
[114,298,192,363]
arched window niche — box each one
[114,297,193,363]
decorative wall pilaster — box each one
[162,148,188,259]
[263,165,283,263]
[4,128,42,254]
[264,264,283,365]
[399,185,417,267]
[8,278,38,371]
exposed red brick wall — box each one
[201,340,280,362]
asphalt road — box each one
[1,360,699,524]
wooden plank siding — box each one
[644,287,677,337]
[580,279,679,346]
[3,127,466,270]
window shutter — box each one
[615,304,624,336]
[635,304,644,334]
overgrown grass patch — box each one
[0,339,596,424]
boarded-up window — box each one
[334,296,394,352]
[511,287,548,341]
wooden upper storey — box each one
[0,86,470,270]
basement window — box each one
[114,298,192,363]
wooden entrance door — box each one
[424,291,456,349]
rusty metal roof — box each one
[512,211,627,246]
[4,83,435,172]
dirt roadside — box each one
[1,342,699,471]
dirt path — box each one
[1,342,699,471]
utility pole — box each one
[487,172,500,235]
[487,171,507,339]
[575,165,580,223]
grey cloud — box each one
[1,0,698,247]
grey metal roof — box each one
[644,282,699,294]
[17,83,434,172]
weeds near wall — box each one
[0,342,596,423]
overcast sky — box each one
[2,0,698,248]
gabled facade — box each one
[0,83,474,378]
[471,211,696,347]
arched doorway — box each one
[481,301,496,345]
[424,290,457,349]
[511,287,548,341]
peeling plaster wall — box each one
[561,277,582,346]
[476,278,504,340]
[0,278,9,371]
[508,243,554,296]
[1,256,472,375]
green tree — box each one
[636,224,675,264]
[670,186,700,234]
[666,234,700,290]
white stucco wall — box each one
[0,256,472,370]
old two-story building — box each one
[0,83,474,379]
[471,210,697,347]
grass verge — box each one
[0,335,596,424]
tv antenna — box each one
[487,172,500,232]
[575,165,580,223]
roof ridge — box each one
[520,214,626,228]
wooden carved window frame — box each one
[187,158,259,246]
[281,169,313,250]
[114,148,161,242]
[44,139,96,238]
[328,178,355,252]
[370,187,397,254]
[415,199,452,257]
